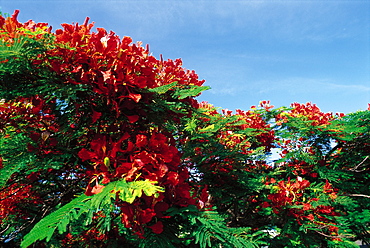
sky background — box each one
[1,0,369,114]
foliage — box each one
[0,10,369,248]
[21,179,163,248]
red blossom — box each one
[91,110,102,123]
[85,180,105,196]
[0,184,40,222]
[138,208,156,224]
[148,221,164,234]
[303,203,312,211]
[276,102,334,127]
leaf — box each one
[175,85,210,99]
[188,210,260,248]
[199,124,218,133]
[0,132,36,187]
[148,81,178,94]
[89,179,164,209]
[116,179,164,204]
[21,194,92,248]
[21,179,164,247]
[0,35,28,58]
[184,118,198,133]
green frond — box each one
[0,35,28,58]
[0,153,36,187]
[90,179,164,210]
[0,132,35,187]
[20,179,164,247]
[174,85,211,100]
[148,81,178,94]
[139,227,180,248]
[191,210,262,248]
[20,194,91,248]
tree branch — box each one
[349,156,369,172]
[343,193,370,199]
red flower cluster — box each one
[197,102,275,155]
[262,177,341,239]
[276,102,334,127]
[0,11,209,238]
[0,183,40,223]
[266,177,310,209]
[186,102,276,184]
[43,17,204,120]
[46,20,209,235]
[233,108,275,151]
[0,96,60,156]
[0,10,51,41]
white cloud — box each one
[208,77,370,97]
[254,77,370,94]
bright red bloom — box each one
[138,208,156,224]
[276,102,334,127]
[0,184,40,223]
[148,221,164,234]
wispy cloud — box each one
[96,1,366,42]
[324,82,370,92]
[255,77,370,94]
[208,77,370,96]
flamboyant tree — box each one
[0,10,369,248]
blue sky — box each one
[1,1,369,113]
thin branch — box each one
[349,156,369,172]
[1,215,38,243]
[313,230,354,239]
[0,224,10,236]
[343,193,370,199]
[313,230,338,238]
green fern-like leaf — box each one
[148,81,178,94]
[138,225,181,248]
[0,132,35,187]
[175,85,210,99]
[192,211,260,248]
[0,154,35,188]
[0,35,28,58]
[20,194,91,248]
[21,179,164,247]
[90,179,164,210]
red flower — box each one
[137,208,156,224]
[148,221,164,234]
[135,134,148,148]
[154,202,169,217]
[317,205,334,214]
[261,202,270,208]
[91,110,102,123]
[85,179,105,196]
[305,214,314,221]
[127,115,139,123]
[166,171,179,185]
[303,203,312,211]
[78,148,97,162]
[0,183,40,222]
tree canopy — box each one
[0,10,369,248]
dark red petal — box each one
[92,110,102,124]
[148,221,163,234]
[78,148,97,161]
[129,93,142,103]
[127,115,139,123]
